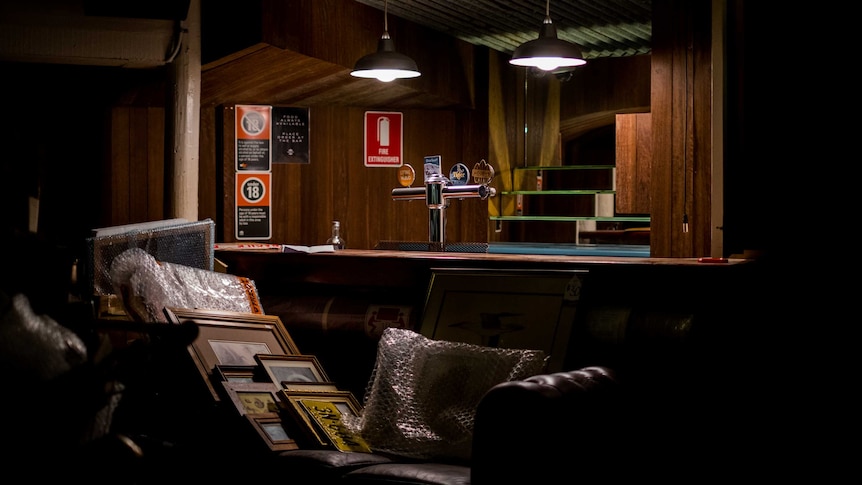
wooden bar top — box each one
[214,247,757,303]
[217,247,751,267]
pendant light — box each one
[509,0,586,71]
[351,0,421,82]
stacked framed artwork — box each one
[163,307,368,453]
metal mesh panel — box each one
[84,219,215,297]
[342,327,546,461]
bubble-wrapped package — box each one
[0,292,123,449]
[0,292,88,381]
[110,248,262,322]
[85,218,215,297]
[342,327,546,461]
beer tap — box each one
[391,163,496,245]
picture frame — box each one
[213,364,259,384]
[246,413,300,452]
[254,354,330,388]
[164,307,301,400]
[419,268,587,372]
[221,381,282,415]
[280,381,339,393]
[280,390,371,452]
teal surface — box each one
[488,243,650,257]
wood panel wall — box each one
[211,104,491,248]
[560,54,651,139]
[650,0,713,258]
[199,0,493,249]
[615,112,652,215]
[106,106,165,226]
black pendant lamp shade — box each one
[351,32,421,82]
[510,2,586,71]
[351,0,420,82]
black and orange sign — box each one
[236,105,272,171]
[235,172,271,240]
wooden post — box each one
[167,0,201,221]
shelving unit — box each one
[490,165,650,244]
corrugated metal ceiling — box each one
[354,0,651,58]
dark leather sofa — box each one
[273,365,620,485]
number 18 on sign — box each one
[235,172,272,240]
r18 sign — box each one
[235,172,271,240]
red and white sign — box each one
[364,111,403,167]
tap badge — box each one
[472,159,495,185]
[449,163,470,186]
[397,164,416,187]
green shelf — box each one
[493,164,647,230]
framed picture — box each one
[164,307,301,400]
[221,381,281,415]
[419,268,587,372]
[246,413,300,452]
[254,354,330,387]
[280,390,371,452]
[281,381,339,393]
[213,364,259,384]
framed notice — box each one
[273,106,309,164]
[419,268,586,372]
[235,172,271,240]
[364,111,403,167]
[235,105,272,171]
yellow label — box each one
[302,399,372,453]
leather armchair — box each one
[471,365,621,484]
[273,366,619,484]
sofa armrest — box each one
[470,366,622,484]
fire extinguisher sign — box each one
[235,172,271,240]
[364,111,403,167]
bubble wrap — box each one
[85,219,214,297]
[0,292,122,445]
[110,248,262,322]
[342,327,547,461]
[0,293,88,381]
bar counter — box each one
[214,247,756,305]
[213,247,765,397]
